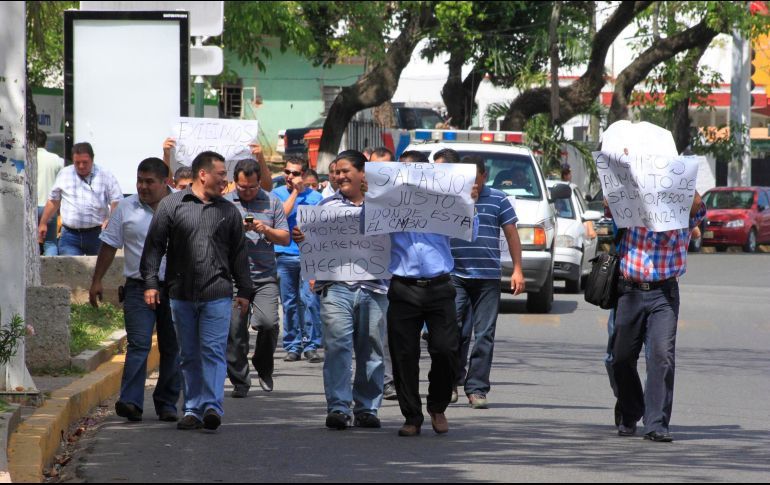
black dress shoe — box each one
[158,410,178,422]
[284,352,300,362]
[644,431,673,442]
[203,409,222,430]
[617,424,636,436]
[115,401,142,422]
[325,411,351,430]
[177,415,203,430]
[231,387,249,398]
[353,413,381,428]
[304,350,324,363]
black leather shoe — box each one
[115,401,142,422]
[644,431,673,442]
[325,411,351,430]
[383,382,397,401]
[304,350,324,363]
[158,410,178,422]
[353,413,381,429]
[203,409,222,430]
[284,352,300,362]
[617,424,636,436]
[177,415,203,430]
[231,387,249,398]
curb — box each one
[0,405,21,483]
[70,330,128,372]
[8,336,160,483]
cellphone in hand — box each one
[244,215,254,224]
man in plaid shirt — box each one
[609,190,706,443]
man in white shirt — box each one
[38,142,123,255]
[35,130,63,255]
[89,157,180,422]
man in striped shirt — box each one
[141,151,252,432]
[449,155,524,409]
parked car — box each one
[406,132,571,313]
[701,186,770,252]
[276,117,326,156]
[547,181,602,293]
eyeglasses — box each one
[284,169,302,177]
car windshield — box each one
[415,150,543,200]
[703,190,754,210]
[554,196,576,219]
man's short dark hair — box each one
[371,147,394,160]
[173,166,193,182]
[304,168,319,180]
[191,151,225,180]
[461,155,486,174]
[561,163,571,175]
[233,159,261,182]
[137,157,169,180]
[284,155,308,173]
[35,129,47,147]
[399,150,429,164]
[433,148,461,164]
[72,142,94,159]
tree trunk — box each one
[316,6,434,172]
[501,1,654,130]
[670,44,709,153]
[440,53,485,129]
[608,21,719,124]
[25,85,41,287]
[549,2,562,123]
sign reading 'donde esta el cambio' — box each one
[171,117,259,169]
[298,205,391,281]
[364,162,477,241]
[595,151,699,231]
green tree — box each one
[26,1,77,88]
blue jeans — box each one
[37,206,58,256]
[276,254,322,353]
[58,226,102,256]
[169,297,232,418]
[320,285,387,416]
[120,280,181,415]
[453,276,501,396]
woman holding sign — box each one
[293,150,390,430]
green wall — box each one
[226,39,364,154]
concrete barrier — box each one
[40,256,125,305]
[24,287,71,372]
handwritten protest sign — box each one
[594,151,699,231]
[298,205,391,281]
[171,117,259,173]
[364,162,477,240]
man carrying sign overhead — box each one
[602,122,706,443]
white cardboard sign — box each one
[594,151,699,231]
[364,162,477,241]
[298,205,391,281]
[172,117,259,172]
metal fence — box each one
[345,119,385,152]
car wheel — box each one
[565,277,581,294]
[526,269,554,313]
[743,228,757,253]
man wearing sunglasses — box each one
[225,159,290,397]
[272,157,324,363]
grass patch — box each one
[70,303,124,357]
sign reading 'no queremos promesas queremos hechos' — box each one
[364,162,477,241]
[297,205,392,281]
[595,151,699,232]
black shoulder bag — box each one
[584,229,626,310]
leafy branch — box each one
[0,313,27,366]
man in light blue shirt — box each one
[89,157,180,423]
[386,150,479,437]
[272,156,324,362]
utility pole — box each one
[730,30,752,186]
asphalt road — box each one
[72,253,770,482]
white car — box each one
[407,132,571,313]
[546,180,602,293]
